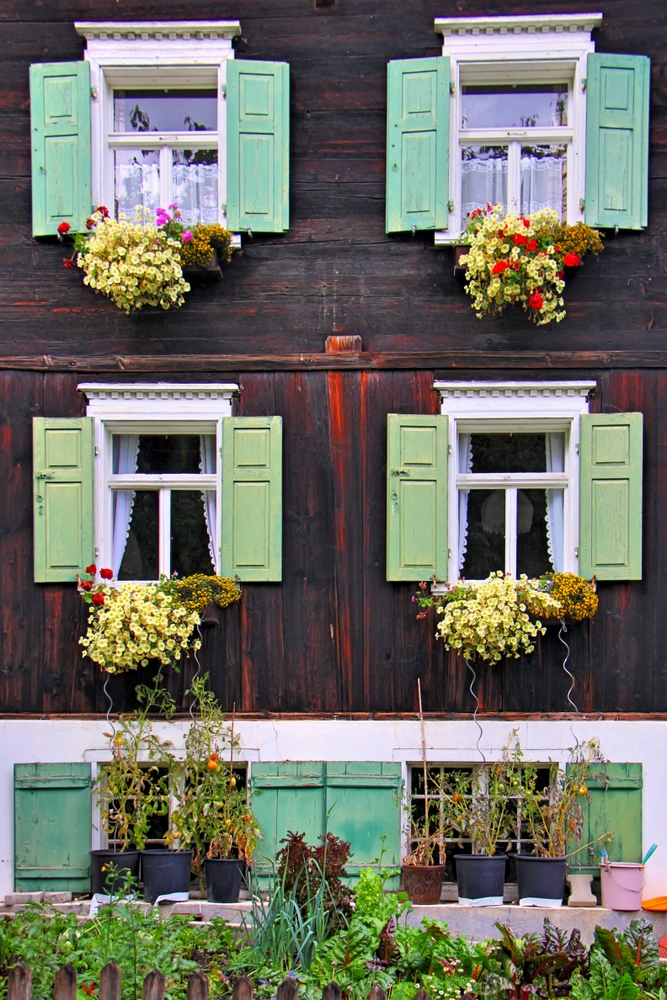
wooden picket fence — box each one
[6,964,422,1000]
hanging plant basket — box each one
[182,248,224,282]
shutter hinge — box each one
[579,198,585,213]
[576,443,580,454]
[94,445,99,456]
[221,203,227,215]
[448,200,455,213]
[448,444,452,454]
[581,78,587,92]
[91,86,98,100]
[449,82,455,94]
[575,546,579,556]
[220,84,227,97]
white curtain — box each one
[112,435,140,578]
[172,161,219,225]
[520,150,565,217]
[458,434,473,575]
[200,435,217,569]
[545,433,565,572]
[461,155,507,220]
[114,153,160,220]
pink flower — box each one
[182,230,194,242]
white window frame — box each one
[75,22,241,236]
[433,12,603,244]
[79,382,238,580]
[435,380,596,585]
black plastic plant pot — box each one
[204,858,245,902]
[454,854,506,905]
[90,849,140,897]
[514,855,567,905]
[140,850,192,904]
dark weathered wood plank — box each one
[99,963,121,1000]
[142,971,165,1000]
[8,963,31,1000]
[187,973,209,1000]
[53,965,77,1000]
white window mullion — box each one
[159,487,171,577]
[505,488,518,577]
[507,141,521,214]
[159,146,171,213]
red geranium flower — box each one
[512,233,527,246]
[529,292,544,310]
[513,261,521,270]
[96,206,109,218]
[57,221,71,236]
[92,593,105,607]
[522,217,531,228]
[85,218,95,230]
[492,260,510,274]
[86,564,97,575]
[80,580,93,592]
[100,568,113,580]
[526,239,537,252]
[63,258,75,269]
[556,270,564,279]
[563,252,581,267]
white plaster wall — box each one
[0,717,663,899]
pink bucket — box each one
[600,862,644,911]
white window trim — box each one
[434,379,596,586]
[433,12,603,244]
[79,382,238,578]
[75,22,241,240]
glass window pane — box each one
[135,435,213,475]
[114,90,217,133]
[461,146,507,220]
[117,490,159,581]
[171,491,216,577]
[461,85,568,130]
[517,489,554,577]
[461,489,505,580]
[521,144,567,219]
[172,150,219,225]
[114,149,159,220]
[470,434,553,474]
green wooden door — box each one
[568,763,642,876]
[15,764,92,892]
[250,762,403,884]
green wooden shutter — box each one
[250,762,403,884]
[579,413,643,580]
[30,61,92,237]
[585,53,650,231]
[15,764,92,892]
[385,57,450,233]
[567,763,642,876]
[33,417,94,583]
[227,60,290,233]
[386,414,448,581]
[221,416,282,581]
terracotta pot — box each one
[401,864,445,904]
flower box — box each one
[453,244,469,275]
[182,248,223,282]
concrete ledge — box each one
[405,904,667,944]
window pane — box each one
[517,489,554,577]
[115,149,159,220]
[171,491,215,577]
[461,146,507,220]
[521,145,567,219]
[172,150,219,225]
[470,434,552,474]
[461,489,505,580]
[114,90,217,133]
[461,85,568,130]
[117,490,159,581]
[135,435,213,475]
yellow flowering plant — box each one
[415,572,562,663]
[528,572,598,622]
[459,205,603,326]
[78,566,241,674]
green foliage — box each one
[276,831,353,931]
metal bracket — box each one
[220,84,227,97]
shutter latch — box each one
[220,84,227,97]
[35,472,55,479]
[391,468,411,476]
[581,78,587,92]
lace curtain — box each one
[461,156,507,220]
[172,161,219,226]
[111,435,140,577]
[200,435,217,569]
[520,151,565,216]
[457,434,473,574]
[545,433,565,572]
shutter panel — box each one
[30,61,92,237]
[385,57,450,233]
[14,764,92,892]
[585,53,650,231]
[579,413,643,580]
[33,417,94,583]
[221,416,282,581]
[250,762,402,885]
[227,60,290,233]
[567,763,642,876]
[386,414,448,581]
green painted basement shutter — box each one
[33,417,94,583]
[221,416,282,581]
[579,413,643,580]
[15,764,92,892]
[250,762,402,882]
[227,60,290,233]
[386,414,448,581]
[30,61,92,237]
[585,53,650,231]
[386,57,449,233]
[567,763,642,876]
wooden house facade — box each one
[1,0,666,899]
